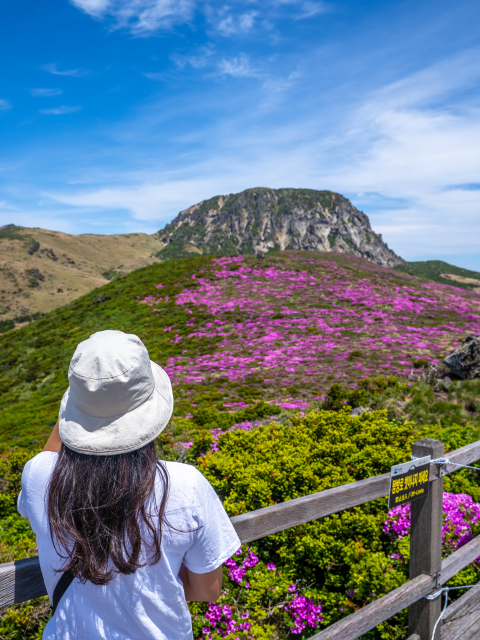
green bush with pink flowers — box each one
[185,408,480,640]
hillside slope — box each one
[396,260,480,292]
[155,187,404,268]
[1,250,479,452]
[0,225,163,320]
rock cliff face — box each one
[155,187,404,268]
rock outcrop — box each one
[155,187,405,268]
[444,336,480,379]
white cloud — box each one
[39,106,82,115]
[0,99,12,111]
[217,54,259,78]
[41,63,87,77]
[31,88,63,97]
[69,0,195,34]
[315,52,480,257]
[69,0,110,18]
[45,180,220,222]
[170,46,214,70]
[215,11,259,36]
[260,68,302,109]
[273,0,329,19]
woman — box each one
[18,330,240,639]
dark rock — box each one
[91,294,112,306]
[28,242,39,255]
[26,268,45,288]
[351,406,371,417]
[40,247,58,261]
[444,336,480,380]
[465,400,477,413]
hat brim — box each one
[59,362,173,456]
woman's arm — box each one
[43,421,62,453]
[179,563,223,602]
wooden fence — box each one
[2,436,480,640]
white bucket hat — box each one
[59,330,174,456]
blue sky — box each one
[1,0,480,268]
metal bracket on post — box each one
[435,570,442,590]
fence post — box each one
[408,438,444,640]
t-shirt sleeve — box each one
[182,470,241,574]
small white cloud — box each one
[170,46,214,70]
[39,106,82,115]
[274,0,329,19]
[216,11,258,36]
[217,54,259,78]
[143,72,166,81]
[0,99,12,111]
[41,63,87,77]
[31,88,63,97]
[69,0,111,18]
[296,1,328,19]
[69,0,195,35]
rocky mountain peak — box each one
[155,187,404,268]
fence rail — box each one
[2,438,480,639]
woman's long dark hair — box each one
[47,441,169,585]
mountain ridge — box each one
[154,187,405,268]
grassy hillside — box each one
[0,224,163,321]
[2,250,480,640]
[1,249,479,453]
[396,260,480,292]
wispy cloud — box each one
[39,106,82,115]
[41,63,88,77]
[295,1,329,19]
[273,0,330,20]
[260,69,303,109]
[211,10,259,37]
[31,88,63,97]
[69,0,195,35]
[217,54,259,78]
[0,99,12,111]
[170,46,214,70]
[69,0,110,18]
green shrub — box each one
[191,409,419,636]
[185,408,480,639]
[412,359,429,368]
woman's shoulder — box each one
[22,451,58,486]
[162,461,213,504]
[163,461,202,486]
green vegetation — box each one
[102,269,122,281]
[396,260,480,291]
[186,407,480,639]
[0,319,14,333]
[0,312,44,334]
[156,237,195,261]
[0,225,31,242]
[200,196,221,213]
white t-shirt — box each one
[17,452,240,640]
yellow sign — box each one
[388,463,430,508]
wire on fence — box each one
[426,584,480,640]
